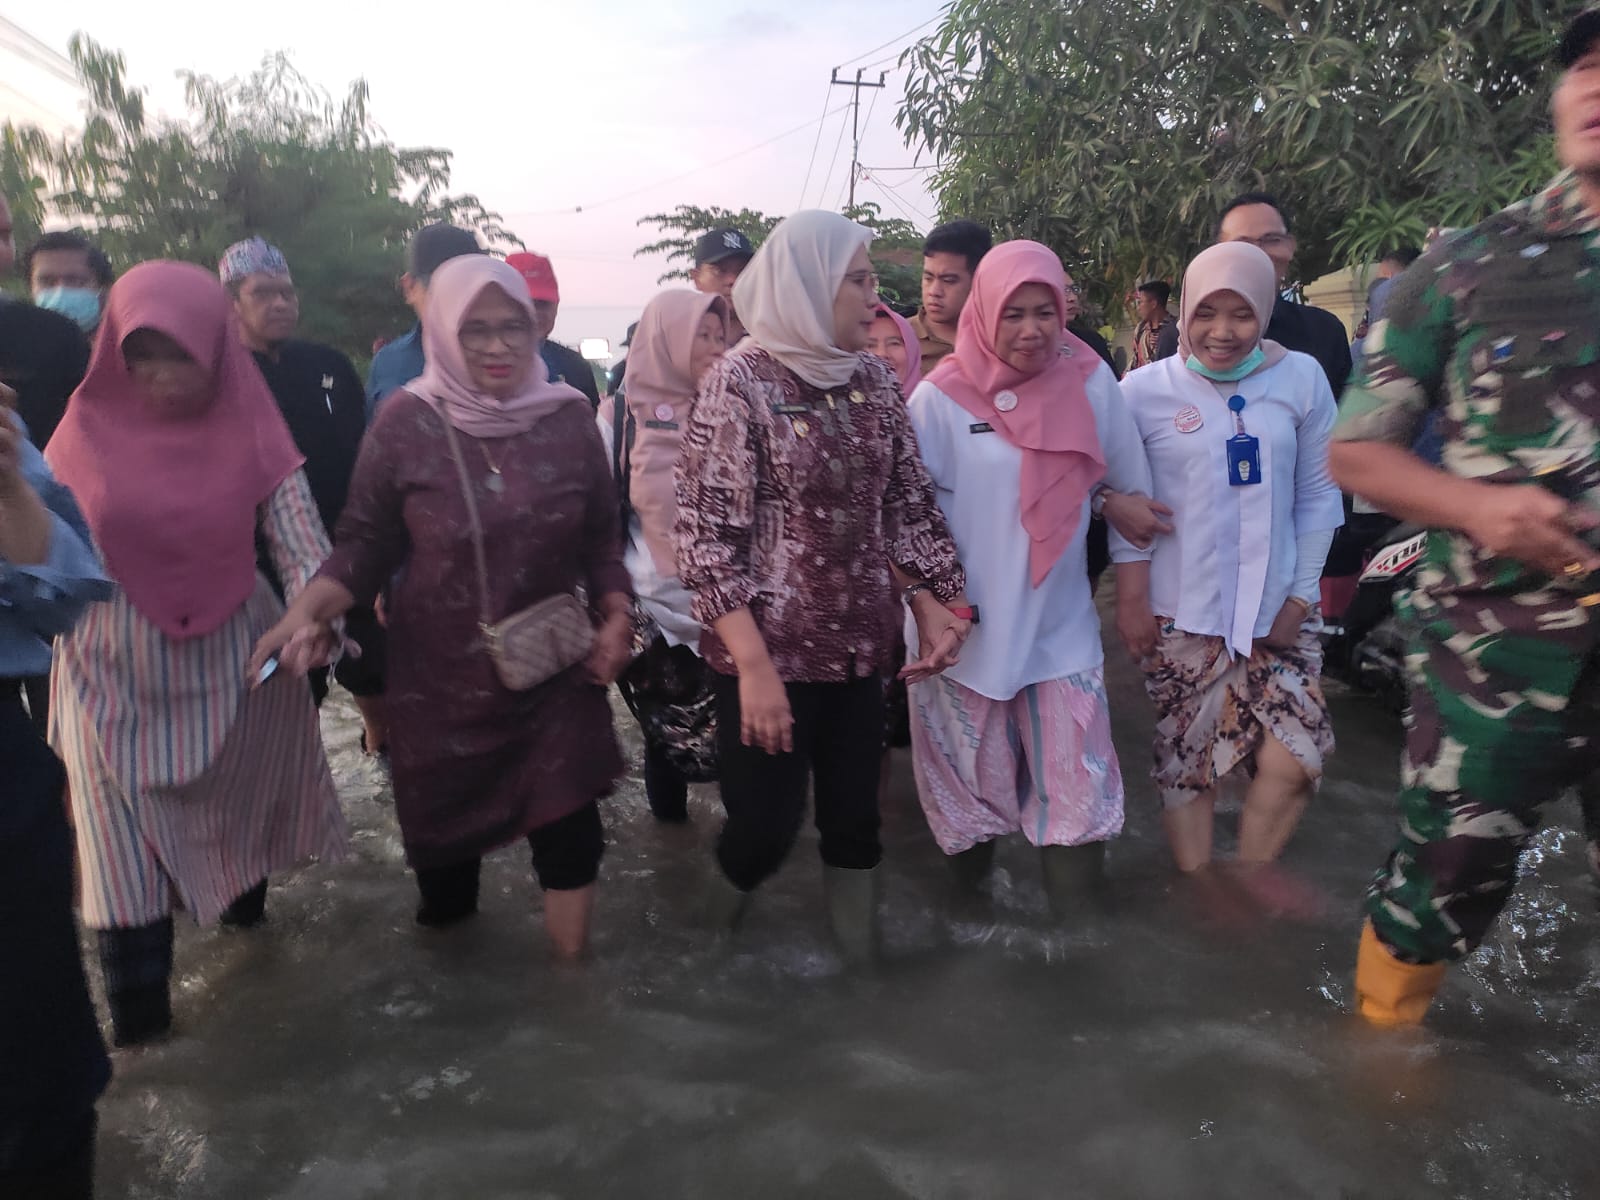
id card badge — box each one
[1226,433,1262,486]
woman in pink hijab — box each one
[1120,241,1344,893]
[254,255,633,961]
[905,240,1156,912]
[866,302,922,393]
[597,289,729,823]
[46,261,347,1046]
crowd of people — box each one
[6,10,1600,1192]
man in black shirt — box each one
[1216,192,1353,398]
[220,237,388,762]
[0,191,90,449]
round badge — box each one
[793,418,811,438]
[994,390,1019,412]
[654,403,674,422]
[1174,405,1204,434]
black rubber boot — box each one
[219,879,268,928]
[414,858,481,927]
[700,873,753,935]
[824,866,881,966]
[1039,841,1108,920]
[948,839,998,890]
[97,918,174,1047]
[644,742,690,824]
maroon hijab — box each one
[47,261,304,639]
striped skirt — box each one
[50,580,347,929]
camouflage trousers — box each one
[1368,578,1600,965]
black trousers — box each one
[413,801,606,920]
[0,692,107,1191]
[713,672,884,891]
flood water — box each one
[91,634,1599,1198]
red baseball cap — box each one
[505,251,560,303]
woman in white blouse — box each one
[1119,242,1344,881]
[906,240,1157,908]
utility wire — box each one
[815,101,852,210]
[796,86,835,209]
[833,14,941,71]
[524,102,851,218]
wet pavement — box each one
[90,629,1599,1199]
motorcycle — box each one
[1319,523,1429,709]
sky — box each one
[0,2,947,353]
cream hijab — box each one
[731,210,873,389]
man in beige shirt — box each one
[908,220,992,370]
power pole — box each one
[830,67,887,210]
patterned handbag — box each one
[438,413,594,691]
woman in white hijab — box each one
[674,210,971,962]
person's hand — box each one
[1116,597,1160,661]
[900,592,971,684]
[1462,484,1600,578]
[585,612,632,686]
[248,617,342,685]
[737,660,793,754]
[0,380,16,412]
[0,413,26,499]
[1261,600,1309,651]
[1101,490,1174,550]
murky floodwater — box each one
[88,633,1598,1199]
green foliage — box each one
[899,0,1583,317]
[2,37,519,358]
[635,201,926,307]
[635,205,782,283]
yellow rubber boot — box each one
[1355,921,1446,1027]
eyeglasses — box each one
[844,270,881,291]
[460,320,535,352]
[1066,284,1083,295]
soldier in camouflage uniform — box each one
[1328,8,1600,1026]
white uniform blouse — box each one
[906,361,1152,700]
[1119,351,1345,658]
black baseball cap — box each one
[1558,8,1600,67]
[693,228,755,267]
[407,224,484,279]
[621,321,639,348]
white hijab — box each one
[732,209,874,389]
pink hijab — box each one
[1177,242,1289,374]
[924,240,1105,587]
[622,289,728,574]
[872,303,923,393]
[407,255,586,436]
[46,261,305,640]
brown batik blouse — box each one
[674,343,964,683]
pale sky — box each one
[0,2,945,351]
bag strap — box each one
[610,385,637,533]
[434,411,496,633]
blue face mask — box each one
[1186,345,1265,382]
[34,286,103,333]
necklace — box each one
[480,443,507,493]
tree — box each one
[2,37,519,358]
[898,0,1576,314]
[635,205,781,283]
[635,201,925,308]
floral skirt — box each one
[1138,618,1333,811]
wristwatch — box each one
[1090,486,1112,518]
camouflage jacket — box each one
[1333,170,1600,614]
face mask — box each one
[34,286,103,333]
[1186,345,1265,382]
